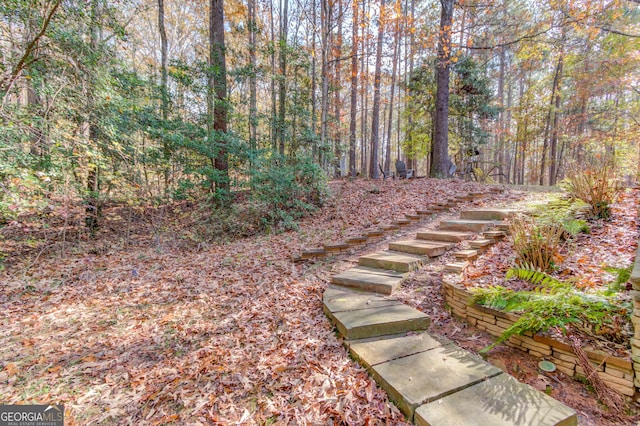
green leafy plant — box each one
[602,265,632,296]
[472,266,631,353]
[531,198,591,237]
[562,162,621,219]
[508,214,565,271]
[250,153,328,232]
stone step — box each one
[346,235,368,245]
[324,293,430,340]
[346,332,448,368]
[301,248,326,259]
[469,238,494,250]
[495,221,510,233]
[359,251,426,273]
[393,218,412,226]
[438,219,496,233]
[405,213,422,221]
[483,230,506,240]
[445,262,467,273]
[331,266,406,295]
[459,208,521,221]
[323,285,402,313]
[366,339,503,420]
[453,249,479,260]
[416,230,473,243]
[388,240,450,257]
[324,243,350,253]
[416,210,435,216]
[366,229,385,238]
[381,224,400,231]
[415,373,577,426]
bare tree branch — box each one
[0,0,63,94]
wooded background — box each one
[1,0,638,221]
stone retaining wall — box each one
[631,232,640,400]
[443,280,638,399]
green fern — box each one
[505,265,564,291]
[473,267,630,353]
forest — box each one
[1,0,639,231]
[2,1,640,424]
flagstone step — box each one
[323,285,402,313]
[359,251,426,273]
[346,235,368,245]
[416,230,473,243]
[414,373,577,426]
[469,238,494,250]
[366,229,385,238]
[324,289,430,340]
[363,337,503,420]
[324,243,350,253]
[381,224,400,231]
[445,262,467,273]
[438,219,496,233]
[453,249,479,260]
[388,240,450,257]
[406,213,422,221]
[346,332,448,368]
[300,248,326,259]
[483,230,506,240]
[496,221,510,232]
[331,266,407,294]
[459,208,521,221]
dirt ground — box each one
[1,178,639,424]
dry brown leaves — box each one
[4,179,631,424]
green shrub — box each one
[562,163,621,219]
[508,214,565,271]
[531,197,591,237]
[250,154,328,232]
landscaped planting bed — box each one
[444,188,640,400]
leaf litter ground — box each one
[1,179,638,425]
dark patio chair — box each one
[395,160,414,179]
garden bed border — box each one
[443,279,639,400]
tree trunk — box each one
[269,0,277,150]
[368,0,385,179]
[333,0,343,176]
[210,0,230,199]
[430,0,454,178]
[248,0,258,159]
[496,46,505,183]
[360,0,369,175]
[384,1,399,172]
[549,55,563,186]
[540,53,562,186]
[406,0,415,172]
[277,0,288,155]
[320,0,332,168]
[311,0,318,160]
[85,0,101,234]
[158,0,170,191]
[348,0,358,177]
[158,0,168,121]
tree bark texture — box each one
[368,0,385,179]
[430,0,453,178]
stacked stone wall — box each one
[443,280,638,399]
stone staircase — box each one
[323,207,578,425]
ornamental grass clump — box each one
[563,162,621,219]
[508,214,565,272]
